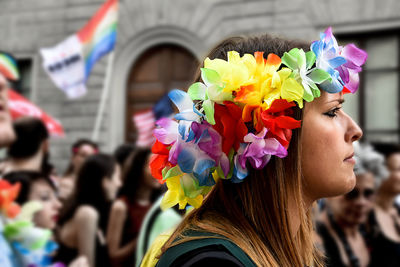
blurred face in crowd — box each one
[29,179,62,230]
[0,74,16,147]
[301,92,363,201]
[380,152,400,195]
[72,144,97,174]
[103,164,121,201]
[143,154,162,190]
[328,172,375,226]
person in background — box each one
[114,143,135,169]
[135,196,183,267]
[107,148,162,267]
[58,139,98,201]
[368,144,400,266]
[3,171,62,230]
[0,73,15,149]
[1,117,49,176]
[0,71,17,267]
[56,154,121,267]
[317,142,388,267]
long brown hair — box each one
[162,35,323,267]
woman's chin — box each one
[315,174,356,199]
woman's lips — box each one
[344,153,355,164]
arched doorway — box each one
[125,44,198,143]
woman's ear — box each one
[102,176,110,190]
[42,139,49,154]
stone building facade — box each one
[0,0,399,171]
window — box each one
[14,59,32,99]
[340,30,400,143]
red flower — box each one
[261,99,301,149]
[149,139,171,183]
[213,102,248,155]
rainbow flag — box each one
[0,52,19,81]
[77,0,118,79]
[40,0,118,99]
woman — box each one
[3,171,62,230]
[4,171,90,267]
[149,27,366,266]
[317,142,388,267]
[56,153,121,267]
[368,144,400,266]
[107,148,162,266]
[58,139,98,201]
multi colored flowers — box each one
[151,27,368,209]
[0,180,63,267]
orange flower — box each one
[0,180,21,218]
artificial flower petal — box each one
[203,99,215,125]
[188,82,207,100]
[154,118,179,145]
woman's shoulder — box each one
[156,231,255,267]
[111,199,128,213]
[74,205,99,222]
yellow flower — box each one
[160,175,204,210]
[204,51,254,93]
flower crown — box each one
[150,27,368,210]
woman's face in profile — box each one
[382,152,400,194]
[72,144,97,173]
[301,91,362,201]
[29,179,62,230]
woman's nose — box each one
[345,115,363,143]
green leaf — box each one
[216,165,226,179]
[181,174,202,198]
[164,165,183,179]
[308,69,331,84]
[302,83,314,102]
[162,166,170,180]
[293,48,306,69]
[201,68,221,87]
[309,82,321,98]
[281,51,299,70]
[227,148,235,179]
[188,82,207,100]
[203,99,215,125]
[305,51,316,69]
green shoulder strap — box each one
[156,235,256,267]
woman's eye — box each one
[324,107,341,118]
[40,193,51,201]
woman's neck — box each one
[333,215,359,237]
[375,189,395,211]
[8,151,43,172]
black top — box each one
[367,210,400,267]
[316,222,347,267]
[54,230,111,267]
[155,230,256,267]
[171,244,245,267]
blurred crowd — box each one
[0,75,400,267]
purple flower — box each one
[337,44,368,93]
[233,128,288,181]
[190,122,230,177]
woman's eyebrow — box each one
[327,98,345,104]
